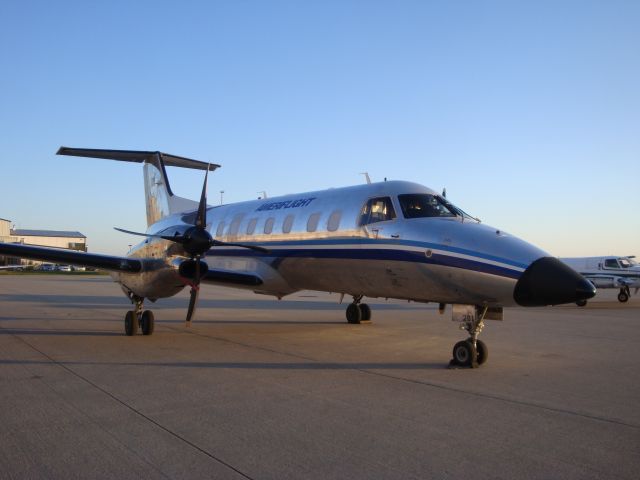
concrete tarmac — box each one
[0,274,638,479]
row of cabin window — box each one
[216,210,343,238]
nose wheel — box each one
[452,339,488,368]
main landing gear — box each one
[345,295,372,324]
[450,305,489,369]
[124,296,155,336]
[618,286,630,303]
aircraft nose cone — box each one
[514,257,596,307]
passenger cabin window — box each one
[398,194,456,219]
[229,214,244,236]
[216,221,225,237]
[282,214,294,234]
[359,197,396,226]
[327,210,342,232]
[264,217,275,234]
[307,212,321,232]
[604,259,620,269]
[246,218,257,235]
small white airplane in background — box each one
[561,256,639,306]
[0,147,595,368]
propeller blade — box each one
[114,227,158,238]
[210,239,270,254]
[115,227,189,245]
[186,285,199,327]
[185,256,202,326]
[195,166,210,228]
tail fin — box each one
[57,147,220,226]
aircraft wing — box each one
[616,277,637,287]
[0,242,142,273]
[581,273,637,288]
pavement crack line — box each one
[174,326,640,431]
[8,332,255,480]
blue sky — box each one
[1,0,638,256]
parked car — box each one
[57,265,72,272]
[39,263,56,271]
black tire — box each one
[618,291,629,303]
[476,339,488,365]
[576,299,587,307]
[452,340,476,367]
[346,303,362,324]
[124,310,138,336]
[359,303,372,321]
[141,310,155,336]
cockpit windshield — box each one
[398,194,458,219]
[619,258,636,268]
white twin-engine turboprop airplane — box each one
[0,147,595,368]
[561,256,640,306]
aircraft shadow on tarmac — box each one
[0,358,447,370]
[0,327,122,337]
[0,294,432,311]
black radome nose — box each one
[514,257,596,307]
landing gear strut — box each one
[124,295,155,336]
[346,295,372,324]
[450,305,489,368]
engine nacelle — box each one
[178,259,209,280]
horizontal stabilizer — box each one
[0,242,142,273]
[57,147,220,171]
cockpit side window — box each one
[604,259,620,269]
[359,197,396,226]
[398,194,456,219]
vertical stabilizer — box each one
[143,158,171,225]
[56,147,220,227]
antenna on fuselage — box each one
[442,188,447,198]
[360,172,371,184]
[258,191,268,199]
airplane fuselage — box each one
[116,181,547,307]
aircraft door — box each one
[355,196,407,295]
[358,196,400,240]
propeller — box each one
[116,166,268,326]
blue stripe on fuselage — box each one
[206,238,525,280]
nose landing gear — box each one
[450,305,489,368]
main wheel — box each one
[618,291,629,303]
[359,303,372,321]
[346,303,362,324]
[124,310,138,336]
[576,299,587,307]
[141,310,155,336]
[476,339,488,365]
[452,340,477,367]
